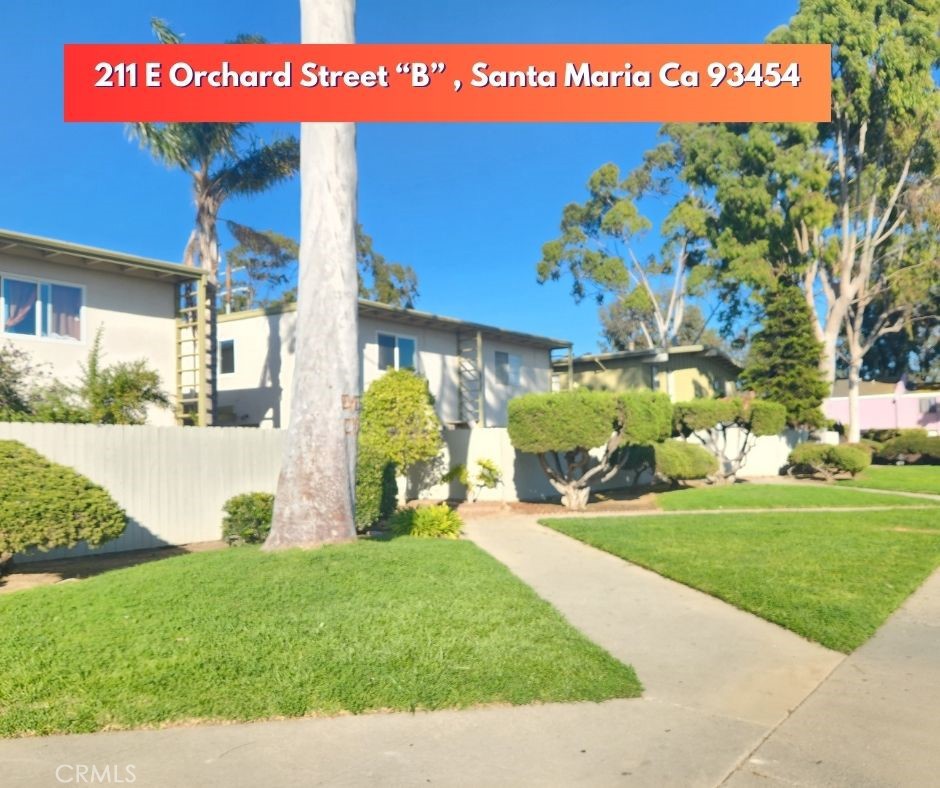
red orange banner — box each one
[64,44,831,123]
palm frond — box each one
[212,137,300,198]
[150,18,183,44]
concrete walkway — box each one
[724,568,940,787]
[1,515,935,787]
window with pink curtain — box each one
[2,277,82,340]
[48,284,82,340]
[3,278,38,335]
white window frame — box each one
[376,331,419,372]
[495,350,522,388]
[0,272,86,344]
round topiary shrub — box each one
[389,504,462,539]
[788,443,872,479]
[222,492,275,545]
[875,432,940,465]
[0,440,127,561]
[653,441,719,483]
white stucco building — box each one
[215,301,571,429]
[1,229,570,429]
[0,229,207,425]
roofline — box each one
[0,228,205,283]
[554,344,743,370]
[218,299,572,350]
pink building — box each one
[824,379,940,434]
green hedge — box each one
[508,389,618,454]
[0,440,127,558]
[624,441,718,483]
[508,389,672,455]
[876,433,940,465]
[788,443,872,477]
[222,493,274,545]
[673,396,787,438]
[355,444,397,532]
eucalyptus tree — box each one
[128,19,299,281]
[648,0,938,441]
[264,0,359,549]
[537,160,713,349]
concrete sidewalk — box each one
[724,568,940,787]
[464,516,843,728]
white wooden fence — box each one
[3,421,806,563]
[1,423,284,563]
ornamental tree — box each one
[739,286,829,429]
[673,396,787,482]
[508,389,672,510]
[358,369,443,503]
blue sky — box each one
[0,0,797,353]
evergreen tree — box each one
[740,287,829,429]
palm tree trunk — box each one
[264,0,358,550]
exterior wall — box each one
[568,355,737,401]
[1,423,284,562]
[215,310,553,429]
[682,427,805,478]
[824,392,940,434]
[0,253,179,425]
[662,356,738,401]
[481,337,552,428]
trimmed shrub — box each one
[876,433,940,465]
[855,438,883,457]
[653,441,719,483]
[508,389,617,455]
[788,443,872,479]
[389,504,463,539]
[673,396,787,481]
[358,369,443,473]
[508,389,672,509]
[0,440,127,559]
[355,444,397,532]
[222,492,274,545]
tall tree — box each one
[600,301,724,351]
[128,19,299,281]
[739,286,829,429]
[223,222,418,310]
[264,0,358,550]
[651,1,939,442]
[537,162,712,349]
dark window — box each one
[377,333,396,370]
[220,340,235,374]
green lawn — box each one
[840,465,940,496]
[546,509,940,653]
[0,539,640,737]
[656,483,935,511]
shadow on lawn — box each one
[0,541,226,595]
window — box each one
[377,333,416,371]
[219,339,235,374]
[2,276,82,340]
[495,351,522,387]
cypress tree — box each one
[740,287,829,429]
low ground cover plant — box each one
[840,465,940,496]
[222,492,274,545]
[0,539,640,736]
[389,504,463,539]
[547,507,940,652]
[0,440,126,564]
[655,483,928,511]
